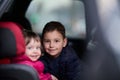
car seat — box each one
[0,22,39,80]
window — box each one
[25,0,86,39]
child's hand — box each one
[51,75,58,80]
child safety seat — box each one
[0,22,39,80]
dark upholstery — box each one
[0,22,39,80]
[0,64,39,80]
[0,28,16,58]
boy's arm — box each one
[65,46,82,80]
[39,56,49,73]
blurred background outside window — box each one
[25,0,86,39]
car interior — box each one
[0,0,87,59]
[0,0,120,80]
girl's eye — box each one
[27,47,32,49]
[36,47,40,49]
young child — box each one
[12,30,58,80]
[40,21,82,80]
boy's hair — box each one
[42,21,66,39]
[23,30,41,45]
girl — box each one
[12,30,58,80]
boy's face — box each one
[25,38,41,61]
[43,30,67,58]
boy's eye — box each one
[55,40,60,42]
[44,40,50,43]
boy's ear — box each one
[63,38,67,47]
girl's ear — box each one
[63,38,67,47]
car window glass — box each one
[25,0,86,39]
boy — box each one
[40,21,82,80]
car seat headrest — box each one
[0,22,25,59]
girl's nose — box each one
[33,48,38,53]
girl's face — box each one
[43,30,67,58]
[25,38,41,61]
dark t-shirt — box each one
[40,46,82,80]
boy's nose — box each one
[50,42,54,48]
